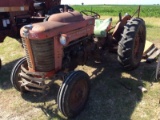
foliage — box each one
[72,5,160,17]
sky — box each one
[61,0,160,5]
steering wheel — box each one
[80,10,100,19]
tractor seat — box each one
[94,18,112,37]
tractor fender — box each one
[112,15,131,41]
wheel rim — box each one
[57,71,89,117]
[133,33,140,61]
[11,58,28,91]
[68,79,88,111]
[14,66,22,90]
[0,59,1,70]
[156,57,160,80]
[133,26,144,63]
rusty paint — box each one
[20,13,94,40]
[24,37,36,72]
[0,6,29,12]
[21,11,95,74]
[61,25,94,45]
[112,15,131,41]
[48,11,84,22]
[54,36,63,71]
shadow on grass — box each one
[0,58,22,90]
[21,83,67,120]
[0,51,158,120]
[21,83,60,103]
[35,104,66,120]
[71,53,158,120]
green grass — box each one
[72,5,160,17]
[0,37,24,86]
[1,37,159,120]
[0,5,160,120]
[73,5,160,41]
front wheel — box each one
[10,57,27,92]
[57,70,90,118]
[118,18,146,70]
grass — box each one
[100,16,160,41]
[73,5,160,41]
[72,5,160,17]
[0,6,160,120]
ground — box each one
[0,36,160,120]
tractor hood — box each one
[20,11,95,40]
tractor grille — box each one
[22,38,55,72]
[22,38,32,68]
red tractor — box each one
[0,0,74,69]
[10,5,146,118]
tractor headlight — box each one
[60,35,67,46]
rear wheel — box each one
[156,56,160,80]
[10,57,27,92]
[118,18,146,70]
[57,70,90,118]
[0,58,1,70]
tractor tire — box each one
[156,56,160,80]
[0,58,1,70]
[57,70,90,118]
[10,57,27,92]
[118,18,146,70]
